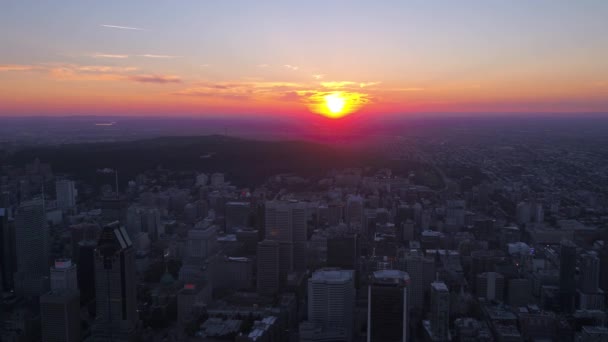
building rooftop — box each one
[310,269,354,283]
[371,270,410,285]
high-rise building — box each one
[225,201,251,232]
[40,289,81,342]
[186,223,218,260]
[0,207,16,291]
[580,251,600,294]
[257,240,280,296]
[126,205,162,240]
[368,270,410,342]
[346,195,364,227]
[92,222,137,341]
[428,281,450,341]
[264,200,308,274]
[445,199,465,230]
[55,179,77,211]
[476,272,505,302]
[402,251,435,309]
[14,198,50,297]
[307,269,355,341]
[327,233,358,270]
[559,240,577,313]
[600,245,608,295]
[76,240,96,305]
[100,196,127,225]
[50,259,78,291]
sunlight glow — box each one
[325,93,346,116]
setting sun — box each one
[325,93,346,116]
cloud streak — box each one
[100,24,144,31]
[92,53,129,59]
[0,64,39,72]
[137,54,180,59]
[284,64,299,71]
[127,75,181,84]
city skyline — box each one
[1,1,608,118]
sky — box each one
[0,0,607,119]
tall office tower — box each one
[516,201,531,225]
[600,245,608,294]
[402,251,435,309]
[76,240,96,304]
[1,207,16,291]
[187,223,218,260]
[100,196,127,225]
[291,202,308,271]
[40,290,81,342]
[257,240,280,296]
[225,201,251,232]
[327,233,358,270]
[264,200,308,276]
[559,240,577,313]
[428,282,450,341]
[368,270,410,342]
[14,198,50,297]
[50,259,78,291]
[92,222,137,341]
[210,172,225,187]
[126,206,162,240]
[445,199,465,230]
[476,272,505,302]
[55,179,77,211]
[580,251,600,294]
[308,269,355,341]
[532,202,544,223]
[345,195,364,227]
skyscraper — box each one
[402,251,435,309]
[264,200,309,276]
[580,251,600,294]
[40,290,81,342]
[92,222,137,341]
[428,281,450,341]
[14,198,49,297]
[76,240,96,304]
[50,259,78,291]
[346,195,364,227]
[559,240,577,313]
[368,270,410,342]
[55,179,77,211]
[0,207,16,291]
[307,268,355,341]
[257,240,280,296]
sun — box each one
[324,93,346,117]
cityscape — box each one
[1,1,608,342]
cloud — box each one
[137,54,180,59]
[100,24,144,31]
[92,53,129,59]
[127,74,181,84]
[173,81,304,99]
[312,74,325,80]
[43,63,182,85]
[284,64,299,71]
[0,64,38,72]
[320,81,357,89]
[200,64,211,67]
[359,82,381,88]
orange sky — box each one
[1,1,607,118]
